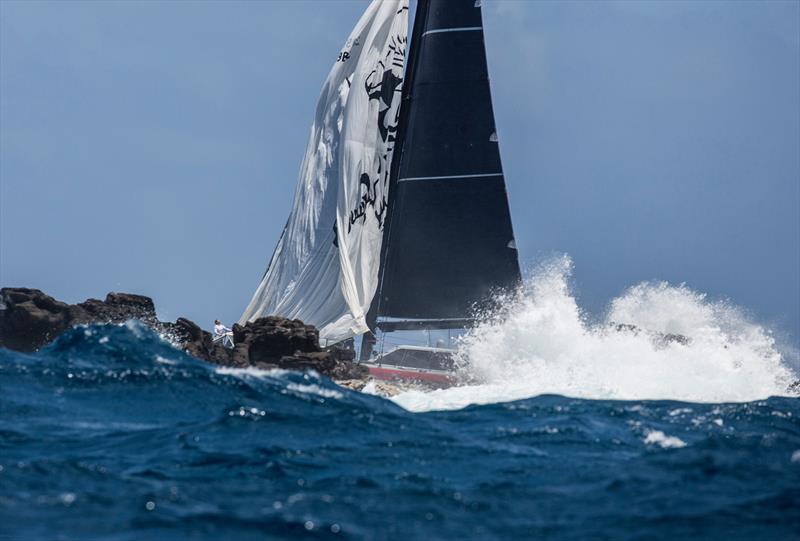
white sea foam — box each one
[392,256,796,412]
[285,383,343,400]
[216,367,342,399]
[361,380,381,396]
[216,366,294,379]
[643,430,687,449]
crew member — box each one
[213,319,234,348]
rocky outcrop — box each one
[76,293,157,325]
[161,317,242,367]
[0,288,75,352]
[170,314,367,379]
[0,288,162,352]
[233,316,321,362]
[0,287,366,380]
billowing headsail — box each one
[240,0,409,344]
[372,0,520,327]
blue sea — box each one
[1,322,799,541]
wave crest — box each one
[393,256,796,412]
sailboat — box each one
[241,0,520,384]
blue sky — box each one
[1,0,798,346]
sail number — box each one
[337,36,360,62]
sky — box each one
[1,0,798,346]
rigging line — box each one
[422,26,482,37]
[397,173,503,183]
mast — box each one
[361,0,520,358]
[361,0,429,359]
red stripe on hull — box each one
[367,365,454,385]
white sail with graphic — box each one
[240,0,408,344]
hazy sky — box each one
[1,0,798,346]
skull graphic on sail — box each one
[348,33,406,233]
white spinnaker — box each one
[240,1,408,344]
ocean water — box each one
[2,264,799,540]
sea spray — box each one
[392,256,795,412]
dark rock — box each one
[0,288,162,352]
[216,317,341,375]
[277,352,336,373]
[76,293,156,325]
[188,316,363,378]
[165,317,247,368]
[325,340,365,379]
[611,322,691,347]
[327,338,356,362]
[657,333,691,347]
[233,316,321,363]
[329,358,369,380]
[171,317,208,346]
[172,317,214,361]
[0,288,73,352]
[0,287,366,381]
[614,323,640,334]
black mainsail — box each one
[366,0,520,348]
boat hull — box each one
[364,362,454,386]
[361,345,458,387]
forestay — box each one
[240,0,408,344]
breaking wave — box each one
[3,306,799,540]
[392,256,796,412]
